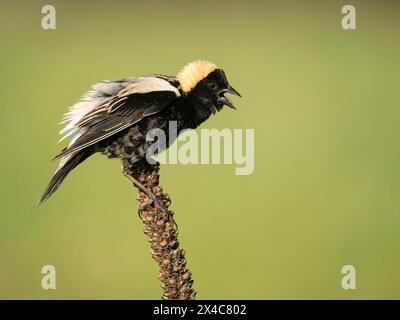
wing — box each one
[59,79,127,142]
[54,76,180,160]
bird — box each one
[38,60,241,205]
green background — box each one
[1,0,399,299]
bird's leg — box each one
[122,168,169,216]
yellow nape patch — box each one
[177,60,217,93]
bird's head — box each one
[177,60,241,113]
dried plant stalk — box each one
[124,161,196,300]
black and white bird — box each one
[38,60,241,204]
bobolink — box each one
[38,60,240,204]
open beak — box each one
[218,85,241,110]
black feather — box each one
[53,91,178,160]
[37,151,91,204]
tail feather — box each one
[37,151,90,205]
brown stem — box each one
[124,161,196,300]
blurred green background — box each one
[1,0,399,299]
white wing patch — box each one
[58,76,180,145]
[121,77,181,97]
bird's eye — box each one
[208,82,217,90]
